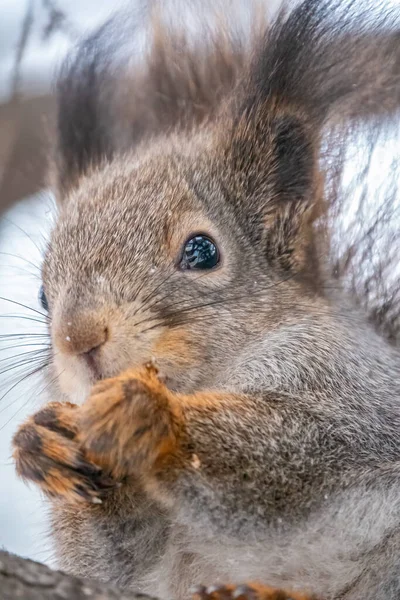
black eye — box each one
[39,285,49,311]
[180,235,220,270]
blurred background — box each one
[0,0,399,570]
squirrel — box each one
[10,0,400,599]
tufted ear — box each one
[225,105,319,274]
[55,24,115,200]
[54,1,256,200]
[223,0,400,273]
[256,114,320,273]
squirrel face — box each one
[41,132,320,404]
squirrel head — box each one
[43,126,319,400]
[42,0,400,402]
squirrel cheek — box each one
[152,328,198,370]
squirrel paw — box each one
[78,363,182,480]
[12,402,116,504]
[191,584,318,600]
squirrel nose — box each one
[53,309,108,357]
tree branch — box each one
[0,550,158,600]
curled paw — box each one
[78,364,183,480]
[191,584,318,600]
[12,402,117,504]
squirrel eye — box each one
[39,285,49,311]
[180,235,220,270]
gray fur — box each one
[27,1,400,599]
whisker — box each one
[0,346,50,367]
[148,283,248,322]
[0,343,51,354]
[0,333,49,340]
[141,269,213,316]
[0,264,41,279]
[0,315,48,325]
[0,370,48,416]
[0,347,50,360]
[0,365,56,432]
[132,275,296,330]
[0,358,53,415]
[0,348,57,386]
[0,296,48,319]
[134,290,371,337]
[0,252,41,273]
[3,365,63,426]
[0,354,50,378]
[0,351,49,378]
[0,361,50,416]
[132,269,177,316]
[2,217,44,255]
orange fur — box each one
[153,328,198,368]
[78,364,184,479]
[12,402,115,504]
[78,364,245,482]
[192,582,318,600]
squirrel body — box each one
[11,1,400,599]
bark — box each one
[0,550,157,600]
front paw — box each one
[12,402,117,504]
[79,364,183,479]
[191,584,318,600]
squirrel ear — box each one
[223,0,400,272]
[55,26,116,200]
[261,114,320,273]
[226,104,320,273]
[55,5,249,200]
